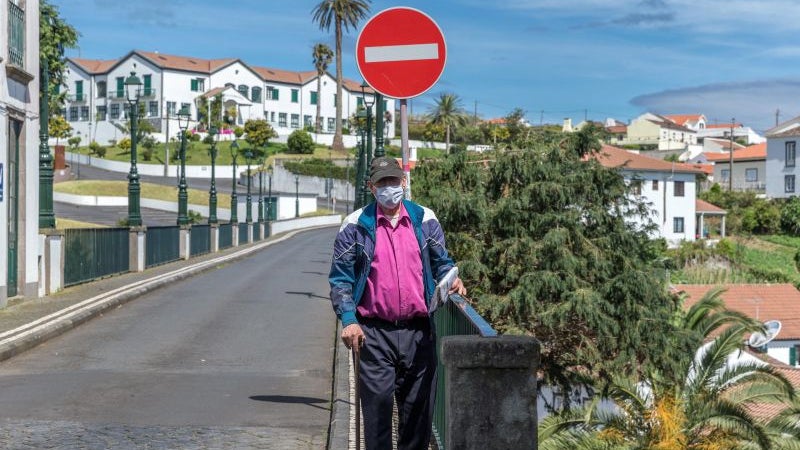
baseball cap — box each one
[369,156,404,184]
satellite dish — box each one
[748,320,782,348]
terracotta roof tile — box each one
[676,284,800,339]
[649,118,695,133]
[70,58,119,74]
[767,127,800,138]
[592,145,703,174]
[606,125,627,133]
[664,114,704,126]
[696,199,725,214]
[136,50,227,73]
[704,143,766,162]
[342,78,376,94]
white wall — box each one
[624,170,697,245]
[766,135,799,199]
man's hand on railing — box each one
[342,323,365,350]
[449,277,467,297]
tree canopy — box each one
[40,0,79,120]
[312,43,334,134]
[244,119,278,149]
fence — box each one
[219,223,233,249]
[64,228,130,286]
[253,223,261,241]
[145,226,180,268]
[432,294,497,450]
[190,225,211,256]
[238,223,248,245]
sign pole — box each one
[401,99,411,199]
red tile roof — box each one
[664,114,704,126]
[703,143,766,162]
[676,284,800,339]
[696,199,726,214]
[70,58,119,74]
[606,125,627,134]
[485,117,508,125]
[593,145,703,174]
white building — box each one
[1,0,41,305]
[62,50,395,145]
[765,115,800,199]
[663,113,707,132]
[594,145,704,245]
[624,113,698,151]
[698,122,765,145]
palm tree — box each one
[312,43,334,134]
[427,93,468,154]
[540,288,797,450]
[311,0,371,151]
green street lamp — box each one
[360,82,375,205]
[257,156,265,223]
[355,109,367,209]
[267,166,273,222]
[345,155,351,213]
[295,175,300,218]
[244,147,254,223]
[208,127,219,224]
[374,92,385,158]
[125,71,143,227]
[230,140,239,223]
[176,106,191,226]
[38,47,55,228]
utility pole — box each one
[776,108,781,127]
[729,118,735,192]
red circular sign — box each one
[356,7,446,99]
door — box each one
[7,120,20,297]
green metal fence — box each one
[238,223,248,245]
[253,223,261,241]
[219,223,233,249]
[64,228,130,287]
[432,294,497,450]
[190,225,211,256]
[145,225,180,268]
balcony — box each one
[68,93,87,102]
[107,88,156,99]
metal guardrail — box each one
[219,223,233,249]
[238,223,248,245]
[145,226,180,268]
[190,225,211,257]
[64,228,130,287]
[432,294,497,450]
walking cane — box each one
[352,346,361,450]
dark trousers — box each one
[358,317,437,450]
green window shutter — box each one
[334,94,337,107]
[791,346,797,366]
[383,100,388,110]
[143,75,152,92]
[310,91,318,105]
[75,81,83,100]
[274,89,279,100]
[291,89,299,103]
[116,77,124,97]
[191,79,198,91]
[357,97,363,107]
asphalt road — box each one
[0,227,338,449]
[55,202,180,227]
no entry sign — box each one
[356,7,446,99]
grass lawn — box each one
[55,180,232,206]
[56,218,106,229]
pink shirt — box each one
[357,204,427,321]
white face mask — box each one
[375,185,404,209]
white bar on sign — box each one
[364,43,438,63]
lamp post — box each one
[327,150,332,211]
[125,72,143,227]
[295,175,300,218]
[267,166,273,222]
[230,140,239,224]
[176,106,190,225]
[374,93,385,158]
[244,147,254,223]
[208,127,219,224]
[345,155,351,213]
[360,82,374,205]
[39,49,55,228]
[355,109,366,209]
[257,156,265,223]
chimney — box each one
[562,118,573,133]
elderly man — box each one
[329,156,465,450]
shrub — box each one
[141,147,153,161]
[287,130,315,154]
[781,196,800,235]
[67,136,81,150]
[118,137,132,152]
[88,141,101,154]
[234,127,245,139]
[188,210,203,224]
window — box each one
[333,94,337,107]
[96,81,107,98]
[148,101,158,117]
[328,117,335,132]
[357,97,363,107]
[110,104,120,119]
[143,74,152,96]
[251,87,262,103]
[80,107,89,121]
[115,77,124,98]
[786,142,796,168]
[96,106,107,121]
[310,91,318,105]
[190,78,204,92]
[291,114,300,128]
[69,107,79,122]
[291,89,299,103]
[238,84,249,100]
[721,169,730,181]
[673,217,685,233]
[786,175,796,193]
[166,101,177,116]
[267,86,279,100]
[745,168,758,182]
[304,115,312,127]
[278,113,287,127]
[270,111,275,122]
[631,180,642,196]
[75,81,84,101]
[180,103,191,117]
[674,180,685,197]
[8,0,24,67]
[790,344,798,366]
[652,180,658,191]
[122,103,130,119]
[383,100,388,110]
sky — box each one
[53,0,800,134]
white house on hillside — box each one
[62,50,395,145]
[594,145,704,245]
[624,113,698,150]
[765,115,800,199]
[699,122,765,145]
[664,114,707,131]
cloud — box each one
[610,12,674,26]
[630,80,800,132]
[92,0,187,27]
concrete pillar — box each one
[247,221,254,243]
[441,336,540,450]
[721,215,727,238]
[258,223,265,241]
[43,231,64,295]
[699,213,704,239]
[128,227,146,273]
[210,224,219,253]
[179,226,190,260]
[232,224,240,247]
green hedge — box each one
[283,158,356,183]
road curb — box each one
[0,226,337,364]
[327,322,351,450]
